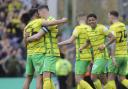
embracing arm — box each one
[43,18,67,26]
[58,35,76,46]
[26,27,48,42]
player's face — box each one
[38,8,49,18]
[77,16,86,24]
[87,17,97,28]
[108,13,113,24]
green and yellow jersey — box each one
[88,24,108,59]
[109,22,127,57]
[44,16,60,56]
[24,18,45,55]
[73,23,92,60]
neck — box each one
[44,14,49,19]
[91,24,97,29]
[112,19,118,24]
[79,21,85,25]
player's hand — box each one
[98,44,106,51]
[24,32,30,45]
[79,48,83,53]
[25,32,30,38]
[61,18,68,23]
[58,42,61,46]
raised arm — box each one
[42,18,67,26]
[58,35,76,46]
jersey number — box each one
[119,30,127,43]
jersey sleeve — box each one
[101,26,109,36]
[72,27,79,37]
[47,17,58,31]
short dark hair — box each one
[37,5,49,11]
[28,8,38,18]
[109,10,119,17]
[87,13,97,20]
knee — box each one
[43,72,51,78]
[108,73,115,80]
[26,75,33,79]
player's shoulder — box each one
[112,21,125,27]
[48,16,56,21]
[97,24,106,29]
[116,22,126,27]
[34,18,44,23]
[25,18,43,29]
[29,18,42,24]
[75,24,90,29]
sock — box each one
[51,79,55,89]
[104,80,116,89]
[94,79,102,89]
[121,79,128,88]
[79,80,93,89]
[43,78,52,89]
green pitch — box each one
[0,78,36,89]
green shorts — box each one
[75,60,91,75]
[26,54,44,75]
[42,56,58,74]
[91,59,107,74]
[107,57,128,76]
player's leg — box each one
[23,55,34,89]
[104,73,116,89]
[117,57,128,88]
[32,54,44,89]
[91,59,107,89]
[99,74,107,85]
[104,59,117,89]
[36,75,43,89]
[75,60,93,89]
[91,74,102,89]
[43,56,57,89]
[23,75,33,89]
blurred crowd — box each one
[0,0,75,77]
[0,0,45,77]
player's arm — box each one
[98,31,116,51]
[42,18,67,26]
[110,42,118,67]
[26,18,67,42]
[26,26,48,42]
[58,35,76,46]
[23,29,29,47]
[79,39,91,51]
[105,32,116,47]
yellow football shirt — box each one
[109,22,127,57]
[44,16,60,56]
[88,24,108,59]
[73,23,92,60]
[24,18,45,55]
